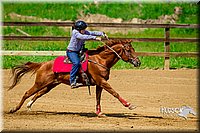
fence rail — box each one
[2,22,199,69]
[3,22,199,28]
[3,36,199,42]
[2,51,199,57]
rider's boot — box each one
[71,76,83,89]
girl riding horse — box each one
[9,39,141,116]
[67,20,108,88]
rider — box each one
[67,20,108,88]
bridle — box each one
[122,43,139,63]
[106,43,139,64]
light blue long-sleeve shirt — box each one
[67,29,104,52]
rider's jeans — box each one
[67,50,81,84]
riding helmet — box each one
[74,20,87,31]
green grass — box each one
[3,56,56,69]
[3,2,198,23]
[2,2,199,69]
[2,41,67,51]
[170,57,199,69]
[3,3,84,21]
[3,26,70,36]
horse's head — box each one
[120,40,141,67]
[101,39,141,68]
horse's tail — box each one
[8,61,43,90]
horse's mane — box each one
[88,39,132,55]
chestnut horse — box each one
[8,39,141,116]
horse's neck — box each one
[101,52,120,68]
[92,45,122,69]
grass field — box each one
[2,2,199,69]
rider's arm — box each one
[85,30,104,36]
[75,32,97,40]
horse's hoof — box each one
[27,107,32,112]
[9,108,16,113]
[97,112,106,117]
[27,104,32,111]
[128,104,137,110]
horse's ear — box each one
[122,39,132,44]
[106,40,114,46]
[127,39,132,43]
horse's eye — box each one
[125,47,130,51]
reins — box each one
[88,40,123,71]
[101,40,122,60]
[105,44,122,59]
[88,59,110,71]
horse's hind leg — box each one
[9,83,42,113]
[27,83,60,110]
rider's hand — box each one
[96,37,101,41]
[103,32,109,40]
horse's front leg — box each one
[99,79,136,110]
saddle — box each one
[53,52,88,73]
[63,53,87,64]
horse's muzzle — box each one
[131,57,141,67]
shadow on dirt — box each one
[5,110,163,119]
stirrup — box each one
[81,72,91,95]
[81,72,90,86]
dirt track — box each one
[3,69,198,132]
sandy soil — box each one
[2,69,198,132]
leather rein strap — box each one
[88,59,110,71]
[105,44,122,59]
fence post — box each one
[164,27,170,70]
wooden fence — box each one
[2,22,200,69]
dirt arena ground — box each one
[2,69,199,132]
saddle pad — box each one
[53,55,88,73]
